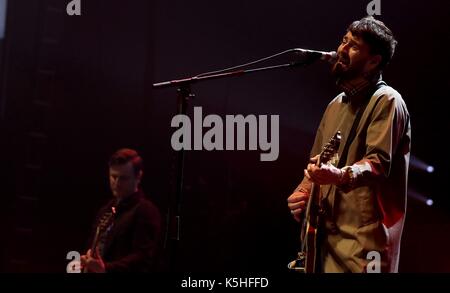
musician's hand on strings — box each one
[80,251,88,271]
[81,248,106,273]
[304,155,344,185]
[287,191,309,222]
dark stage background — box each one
[0,0,449,272]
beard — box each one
[331,56,365,81]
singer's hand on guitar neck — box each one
[304,155,345,186]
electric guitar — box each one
[288,131,341,273]
[83,205,116,273]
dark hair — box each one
[109,148,143,176]
[348,16,397,69]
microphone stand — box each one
[152,52,323,271]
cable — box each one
[195,48,296,78]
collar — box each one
[338,73,382,103]
[113,190,144,212]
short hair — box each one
[348,16,397,69]
[109,148,143,176]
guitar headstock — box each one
[319,131,341,165]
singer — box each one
[287,16,411,273]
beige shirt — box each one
[296,83,411,272]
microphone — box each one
[292,48,337,64]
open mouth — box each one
[336,53,349,65]
[337,58,349,65]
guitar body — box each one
[288,131,341,273]
[303,182,321,273]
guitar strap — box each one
[337,80,386,169]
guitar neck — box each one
[90,226,101,257]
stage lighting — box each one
[408,188,433,207]
[410,155,434,173]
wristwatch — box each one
[340,165,357,189]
